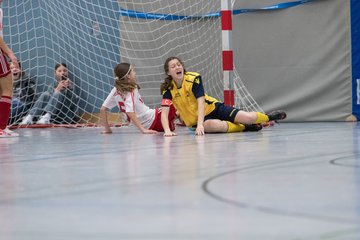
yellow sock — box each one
[227,121,246,133]
[254,112,269,124]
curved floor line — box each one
[329,154,360,168]
[202,157,357,224]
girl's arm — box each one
[161,106,176,136]
[195,96,205,135]
[100,106,112,134]
[54,80,66,92]
[126,112,157,134]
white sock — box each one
[25,114,33,120]
[43,113,51,119]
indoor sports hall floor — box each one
[0,122,359,240]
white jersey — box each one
[123,88,155,129]
[0,8,3,37]
[102,87,155,129]
[102,87,129,123]
[102,87,125,110]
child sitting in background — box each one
[20,63,79,125]
[9,61,36,124]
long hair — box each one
[114,63,138,93]
[160,56,186,93]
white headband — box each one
[118,65,132,80]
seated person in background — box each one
[8,61,36,124]
[20,63,79,125]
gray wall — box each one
[233,0,352,121]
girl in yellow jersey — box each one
[160,56,286,136]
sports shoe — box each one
[36,114,51,124]
[20,114,34,125]
[0,128,19,138]
[244,124,263,132]
[267,110,287,121]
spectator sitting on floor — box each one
[20,63,79,125]
[8,61,36,124]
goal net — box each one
[4,0,262,128]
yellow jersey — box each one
[162,72,218,127]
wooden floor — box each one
[0,122,359,240]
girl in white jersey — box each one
[100,63,177,134]
[0,2,20,137]
[100,86,130,133]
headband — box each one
[116,65,132,81]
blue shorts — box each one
[204,102,239,122]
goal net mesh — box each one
[4,0,262,127]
